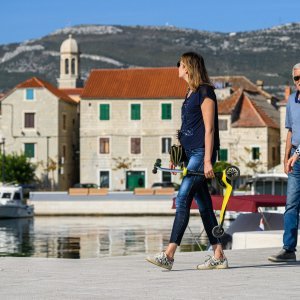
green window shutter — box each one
[252,147,260,160]
[162,104,172,120]
[219,149,228,161]
[99,104,110,120]
[131,104,141,120]
[25,143,35,158]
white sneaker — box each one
[196,256,228,270]
[146,252,174,270]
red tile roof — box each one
[232,94,267,127]
[249,95,279,128]
[16,77,77,104]
[60,88,83,103]
[219,88,279,128]
[218,88,243,114]
[81,68,274,101]
[81,68,187,99]
[212,76,276,100]
[60,88,83,95]
[212,76,259,92]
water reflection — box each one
[0,216,229,259]
[0,218,34,257]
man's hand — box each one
[286,153,299,173]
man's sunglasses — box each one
[177,61,181,68]
[293,76,300,81]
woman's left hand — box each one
[204,161,215,178]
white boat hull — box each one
[0,204,34,218]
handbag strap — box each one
[169,145,183,166]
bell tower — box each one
[57,35,83,88]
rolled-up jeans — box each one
[283,148,300,252]
[170,148,220,246]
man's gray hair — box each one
[292,63,300,76]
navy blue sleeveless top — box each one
[179,84,220,151]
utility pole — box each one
[46,136,50,188]
[1,138,5,183]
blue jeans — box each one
[283,148,300,252]
[170,148,220,246]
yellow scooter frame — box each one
[211,170,234,238]
[152,158,240,238]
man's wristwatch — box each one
[295,146,300,157]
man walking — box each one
[268,63,300,262]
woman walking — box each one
[146,52,227,270]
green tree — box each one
[0,152,36,184]
[211,161,232,195]
[213,161,231,173]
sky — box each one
[1,0,299,45]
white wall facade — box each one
[80,98,183,190]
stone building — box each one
[0,35,83,190]
[218,88,280,179]
[0,77,79,190]
[0,34,283,191]
[80,68,186,190]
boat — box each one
[0,185,34,218]
[246,172,287,196]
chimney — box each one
[256,80,264,90]
[284,85,291,101]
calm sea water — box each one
[0,216,230,259]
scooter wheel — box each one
[155,158,162,166]
[212,225,225,238]
[225,166,240,180]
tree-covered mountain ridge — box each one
[1,23,299,97]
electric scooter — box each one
[152,158,240,238]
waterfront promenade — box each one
[0,247,299,299]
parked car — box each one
[151,182,180,191]
[73,183,99,188]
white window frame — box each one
[99,102,111,121]
[129,136,142,155]
[98,136,111,156]
[98,169,111,189]
[23,111,37,131]
[251,145,261,161]
[129,102,142,121]
[161,136,172,154]
[218,117,229,131]
[24,88,36,101]
[23,142,37,161]
[160,101,173,121]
